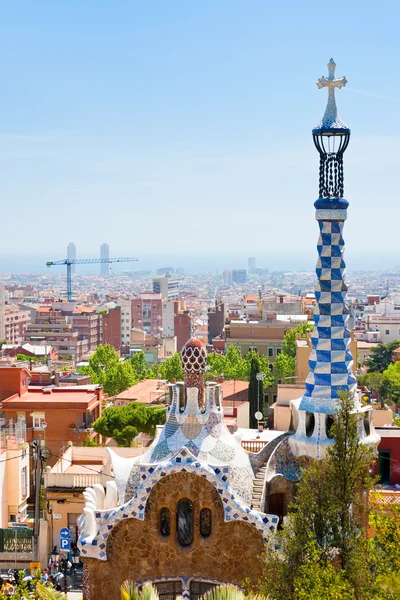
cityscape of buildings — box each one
[1,1,400,593]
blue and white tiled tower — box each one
[289,59,379,459]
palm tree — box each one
[202,585,268,600]
[35,582,67,599]
[121,581,159,600]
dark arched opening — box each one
[176,498,193,546]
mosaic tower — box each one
[290,59,378,458]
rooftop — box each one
[115,379,168,404]
[2,385,101,409]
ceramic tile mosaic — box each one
[78,339,279,561]
[79,447,278,560]
[299,218,357,415]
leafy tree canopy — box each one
[158,352,184,382]
[364,339,400,373]
[262,391,376,600]
[93,403,166,446]
[282,322,314,359]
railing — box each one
[0,529,33,553]
[370,490,400,506]
[241,440,268,452]
[44,472,105,489]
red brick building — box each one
[102,307,121,349]
[0,368,102,464]
[131,293,163,337]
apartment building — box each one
[208,302,226,343]
[24,307,89,362]
[0,419,30,527]
[225,316,303,358]
[3,305,30,344]
[231,269,247,284]
[152,274,179,300]
[71,306,102,351]
[102,307,121,349]
[131,293,163,336]
[44,446,145,550]
[0,368,102,464]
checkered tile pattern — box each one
[299,218,357,414]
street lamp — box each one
[60,555,71,594]
[255,372,266,438]
[72,548,81,587]
[50,546,59,565]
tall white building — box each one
[248,257,256,272]
[223,269,232,285]
[162,301,176,337]
[152,274,179,300]
[67,242,76,274]
[118,298,132,346]
[100,243,110,276]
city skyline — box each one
[1,1,400,265]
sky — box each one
[1,0,400,273]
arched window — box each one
[326,415,335,439]
[176,499,193,546]
[200,508,212,537]
[159,507,170,537]
[305,412,315,438]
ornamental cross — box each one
[316,58,347,128]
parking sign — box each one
[60,537,71,550]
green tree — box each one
[381,362,400,404]
[130,351,153,380]
[102,360,137,397]
[369,497,400,596]
[274,352,296,383]
[262,391,375,600]
[158,352,184,382]
[79,344,138,396]
[93,403,166,446]
[365,339,400,372]
[282,322,314,358]
[81,435,101,447]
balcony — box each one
[44,471,104,489]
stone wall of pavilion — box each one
[83,472,265,599]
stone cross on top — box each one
[316,58,348,132]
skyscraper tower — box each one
[289,59,379,459]
[67,242,76,274]
[100,243,110,276]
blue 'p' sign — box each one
[60,538,71,550]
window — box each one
[21,467,28,498]
[305,412,315,438]
[160,507,170,537]
[276,348,282,355]
[176,498,193,546]
[385,329,390,335]
[248,330,253,337]
[200,508,211,537]
[326,415,335,439]
[32,413,45,429]
[268,348,274,357]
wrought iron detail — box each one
[313,59,350,199]
[313,133,350,198]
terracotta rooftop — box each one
[2,386,101,409]
[115,379,168,404]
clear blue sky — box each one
[1,0,400,272]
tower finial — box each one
[313,58,349,134]
[313,59,351,198]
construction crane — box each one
[46,257,138,301]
